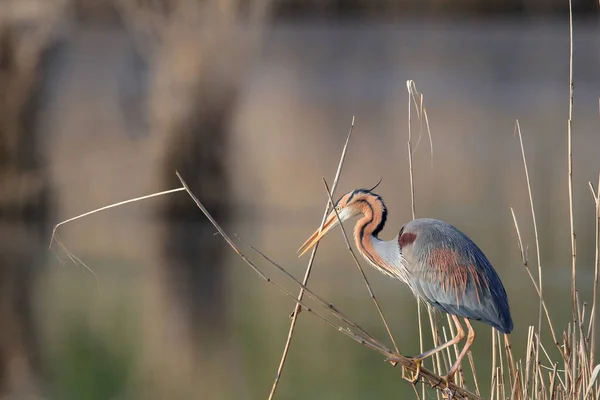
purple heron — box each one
[298,187,513,384]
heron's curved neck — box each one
[353,195,388,267]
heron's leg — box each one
[413,315,465,360]
[446,318,476,381]
[391,315,466,383]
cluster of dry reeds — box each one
[52,2,599,399]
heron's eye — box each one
[335,205,342,212]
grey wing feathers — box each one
[401,218,513,334]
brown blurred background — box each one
[0,0,599,399]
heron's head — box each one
[297,188,386,257]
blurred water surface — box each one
[39,17,600,399]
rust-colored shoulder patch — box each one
[399,232,417,248]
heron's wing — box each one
[401,225,512,333]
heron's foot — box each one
[437,374,455,399]
[403,357,422,384]
[384,355,422,384]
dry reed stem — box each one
[524,326,534,398]
[406,82,424,399]
[566,1,578,394]
[431,311,446,374]
[497,330,506,400]
[492,329,497,399]
[321,178,399,353]
[504,334,516,394]
[407,80,444,399]
[590,175,600,371]
[406,83,417,221]
[575,291,589,395]
[175,172,482,400]
[267,118,355,400]
[468,351,480,396]
[513,119,544,396]
[549,363,559,399]
[509,208,563,358]
[446,315,461,383]
[511,369,521,400]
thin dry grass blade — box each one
[322,178,399,354]
[48,186,187,281]
[267,116,355,400]
[49,187,186,249]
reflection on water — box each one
[40,18,600,399]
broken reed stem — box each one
[267,116,355,400]
[567,1,577,394]
[322,178,399,354]
[175,172,481,400]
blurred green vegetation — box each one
[46,307,138,400]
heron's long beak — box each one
[297,211,341,257]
